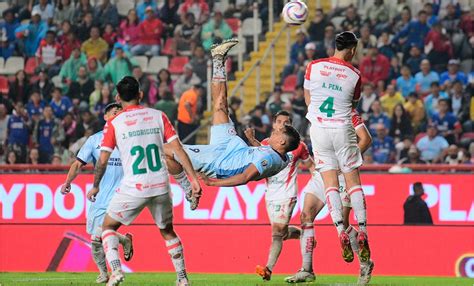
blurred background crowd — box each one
[0,0,472,168]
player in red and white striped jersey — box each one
[87,76,201,286]
[304,31,371,269]
[286,110,374,284]
[245,111,313,281]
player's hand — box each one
[191,179,202,198]
[244,127,255,141]
[198,173,213,186]
[87,187,99,202]
[61,183,71,194]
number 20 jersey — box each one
[304,57,361,129]
[101,105,178,197]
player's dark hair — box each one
[116,76,140,102]
[104,102,122,114]
[335,31,358,51]
[273,110,293,124]
[282,125,300,152]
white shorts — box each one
[310,124,362,173]
[304,172,352,208]
[265,197,297,225]
[107,191,173,229]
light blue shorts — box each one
[86,206,106,238]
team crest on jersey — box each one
[261,160,268,167]
[125,119,138,126]
[320,70,331,77]
[228,127,237,135]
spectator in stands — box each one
[424,81,448,118]
[51,153,63,165]
[381,84,405,116]
[307,9,327,42]
[0,104,10,148]
[93,0,119,29]
[132,66,151,104]
[441,3,460,37]
[102,24,118,49]
[32,0,54,24]
[396,65,416,98]
[365,0,389,34]
[68,66,94,109]
[8,70,30,104]
[450,80,470,120]
[424,22,453,71]
[26,91,46,118]
[89,80,103,110]
[28,147,40,167]
[103,45,135,84]
[177,85,203,144]
[341,5,361,34]
[354,25,377,65]
[392,10,430,57]
[444,144,463,165]
[398,145,426,164]
[228,96,242,136]
[32,69,54,102]
[174,63,201,98]
[404,92,425,132]
[1,9,19,44]
[61,112,78,148]
[35,30,62,78]
[86,57,104,82]
[137,0,157,22]
[33,106,63,163]
[403,182,433,225]
[76,109,99,138]
[392,6,412,34]
[0,33,14,60]
[50,87,73,119]
[358,83,377,115]
[119,9,140,47]
[6,150,17,165]
[155,90,178,125]
[131,6,163,56]
[174,12,200,55]
[423,2,438,27]
[74,0,93,25]
[415,59,439,96]
[291,85,307,130]
[201,10,233,51]
[161,0,181,29]
[360,46,390,85]
[156,68,174,95]
[16,10,47,57]
[282,29,308,81]
[249,105,270,141]
[266,86,288,116]
[416,124,448,163]
[297,42,317,85]
[81,26,108,62]
[368,100,391,135]
[431,98,461,144]
[60,30,81,61]
[76,12,94,42]
[93,87,112,125]
[389,104,413,142]
[190,45,208,83]
[59,47,87,85]
[387,56,401,84]
[178,0,209,25]
[7,102,29,163]
[372,123,396,164]
[405,45,425,74]
[377,32,396,60]
[54,0,75,24]
[440,59,468,87]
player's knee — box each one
[272,225,288,238]
[159,224,175,237]
[300,211,312,223]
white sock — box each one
[166,237,188,281]
[102,230,121,272]
[173,171,192,196]
[266,233,283,271]
[348,185,367,233]
[300,223,315,272]
[325,187,345,234]
[346,225,360,253]
[91,237,108,274]
[212,57,226,82]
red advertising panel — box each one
[0,174,473,276]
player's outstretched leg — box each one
[160,225,189,286]
[91,236,109,283]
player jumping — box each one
[245,110,313,281]
[164,39,301,188]
[61,102,133,284]
[303,31,371,276]
[285,110,374,285]
[87,76,202,286]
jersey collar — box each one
[123,104,144,112]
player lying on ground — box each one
[285,110,374,285]
[61,102,133,284]
[87,76,202,286]
[164,39,301,189]
[244,110,313,281]
[304,31,371,269]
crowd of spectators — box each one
[237,0,473,166]
[0,0,277,165]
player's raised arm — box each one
[203,164,260,187]
[244,127,262,147]
[167,138,202,197]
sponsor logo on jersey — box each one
[125,119,138,126]
[143,116,153,122]
[336,73,348,79]
[320,70,331,76]
[323,64,345,72]
[322,82,342,91]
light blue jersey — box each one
[76,131,123,236]
[183,123,289,180]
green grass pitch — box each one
[0,273,472,286]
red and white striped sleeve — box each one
[161,112,178,143]
[353,76,362,102]
[351,109,365,130]
[101,120,116,153]
[298,142,311,162]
